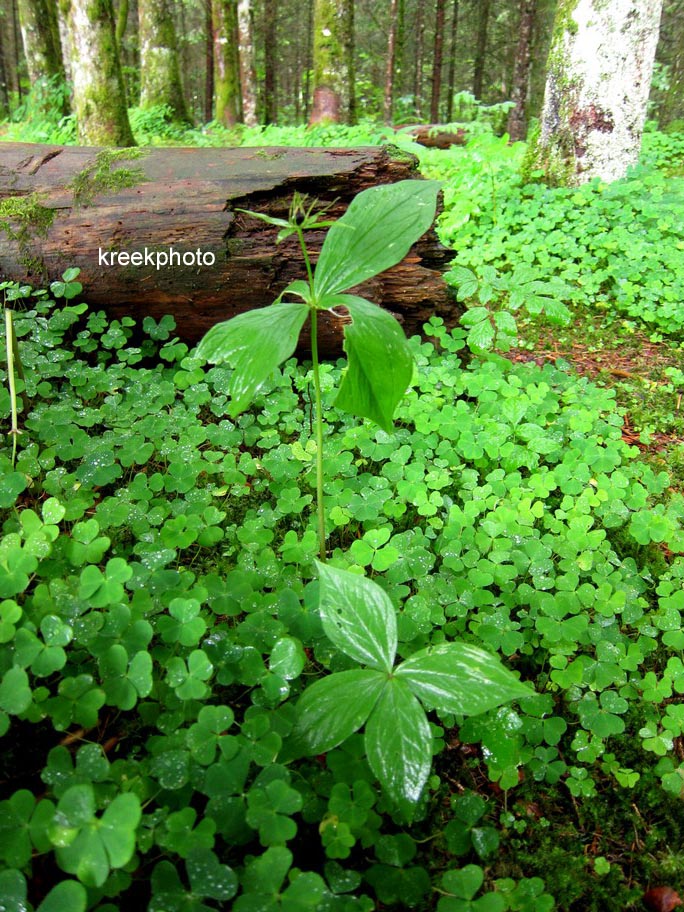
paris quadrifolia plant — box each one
[196,180,442,560]
[296,562,533,818]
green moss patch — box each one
[70,147,147,206]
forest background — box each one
[0,0,680,144]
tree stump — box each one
[0,142,457,354]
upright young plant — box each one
[196,180,441,559]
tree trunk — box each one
[212,0,241,126]
[472,0,490,99]
[658,0,684,127]
[237,0,257,126]
[529,0,664,185]
[384,0,399,124]
[61,0,135,146]
[309,0,354,124]
[527,0,555,122]
[12,0,25,106]
[430,0,446,122]
[0,20,10,119]
[204,0,214,122]
[344,0,355,123]
[115,0,129,45]
[263,0,277,123]
[413,0,425,118]
[397,0,405,102]
[445,0,459,122]
[303,0,314,121]
[0,143,455,356]
[16,0,67,114]
[139,0,190,124]
[506,0,536,141]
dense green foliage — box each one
[2,124,684,910]
[1,270,684,908]
[418,130,684,340]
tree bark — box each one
[384,0,399,124]
[61,0,135,146]
[527,0,555,122]
[0,143,456,355]
[658,0,684,126]
[529,0,664,185]
[139,0,191,124]
[204,0,214,122]
[413,0,425,118]
[263,0,277,123]
[212,0,241,126]
[0,17,10,119]
[472,0,490,99]
[506,0,536,141]
[237,0,257,126]
[17,0,67,114]
[430,0,446,122]
[115,0,129,45]
[445,0,459,122]
[303,0,314,121]
[309,0,354,124]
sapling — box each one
[196,180,441,560]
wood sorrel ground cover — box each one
[1,125,684,910]
[1,287,684,910]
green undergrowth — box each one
[512,306,684,493]
[417,128,684,340]
[2,288,684,910]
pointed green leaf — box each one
[395,642,532,717]
[448,265,479,299]
[314,180,441,297]
[296,668,387,754]
[236,208,291,229]
[467,319,496,352]
[316,561,397,671]
[278,279,312,304]
[195,301,309,415]
[365,677,431,806]
[330,295,413,431]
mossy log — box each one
[0,142,457,354]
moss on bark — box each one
[69,148,146,206]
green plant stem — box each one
[296,226,327,562]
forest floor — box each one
[512,310,684,493]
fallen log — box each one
[394,125,468,149]
[0,142,458,355]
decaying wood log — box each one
[0,142,458,355]
[395,125,468,149]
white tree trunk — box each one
[237,0,258,126]
[533,0,663,185]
